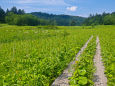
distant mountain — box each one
[30,12,86,26]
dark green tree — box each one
[10,6,18,14]
[17,9,25,14]
[70,20,76,26]
[104,14,115,25]
[6,8,10,14]
[83,12,115,25]
[15,14,39,26]
[0,6,6,23]
[5,12,17,25]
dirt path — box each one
[93,37,107,86]
[51,36,93,86]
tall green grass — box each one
[0,24,93,86]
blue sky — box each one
[0,0,115,17]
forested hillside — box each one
[0,6,52,26]
[0,6,85,26]
[83,12,115,25]
[31,12,85,26]
[0,6,115,26]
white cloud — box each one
[67,6,77,11]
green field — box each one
[0,24,115,86]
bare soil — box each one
[93,37,107,86]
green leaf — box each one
[78,77,88,85]
[69,79,77,85]
[78,69,86,75]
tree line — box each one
[83,12,115,26]
[0,6,115,26]
[31,12,85,26]
[0,6,25,23]
[0,6,86,26]
[0,6,55,26]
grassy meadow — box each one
[0,24,115,86]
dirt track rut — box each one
[93,37,107,86]
[51,36,93,86]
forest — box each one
[83,12,115,25]
[0,6,85,26]
[31,12,85,26]
[0,6,115,26]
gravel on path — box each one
[93,37,107,86]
